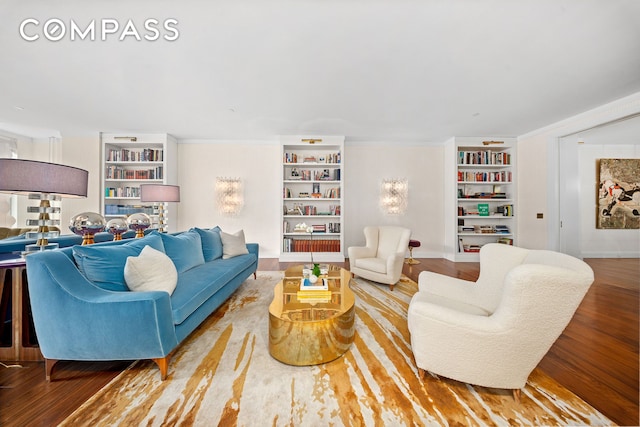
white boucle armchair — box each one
[407,243,594,398]
[348,226,411,291]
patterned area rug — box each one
[62,272,612,426]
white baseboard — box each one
[581,251,640,258]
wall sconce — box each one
[140,184,181,232]
[0,159,88,252]
[380,178,408,215]
[215,177,243,216]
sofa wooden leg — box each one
[152,356,171,380]
[389,283,394,291]
[512,388,521,402]
[45,358,59,381]
[253,272,257,279]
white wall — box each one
[515,134,550,249]
[59,135,102,233]
[517,92,640,253]
[344,143,444,258]
[177,140,445,258]
[176,141,282,257]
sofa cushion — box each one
[72,234,165,291]
[124,245,178,295]
[170,253,256,325]
[220,229,249,259]
[1,233,26,241]
[191,226,223,261]
[157,230,205,273]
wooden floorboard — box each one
[0,257,637,426]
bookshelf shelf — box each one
[105,179,164,182]
[445,137,517,261]
[280,136,345,262]
[105,161,163,165]
[458,232,513,236]
[283,180,341,184]
[100,133,178,232]
[284,215,341,219]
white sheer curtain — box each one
[0,134,18,227]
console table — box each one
[0,254,43,361]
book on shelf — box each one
[457,150,510,166]
[324,187,340,198]
[107,148,163,162]
[497,204,514,216]
[475,225,493,233]
[458,171,512,183]
[497,237,513,245]
[283,152,341,164]
[458,238,481,252]
[494,225,510,233]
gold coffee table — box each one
[269,265,356,365]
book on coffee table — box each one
[299,277,328,291]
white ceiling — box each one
[1,0,639,142]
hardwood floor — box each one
[1,258,637,426]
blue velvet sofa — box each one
[25,228,258,381]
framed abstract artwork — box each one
[597,158,640,229]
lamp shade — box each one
[0,158,88,197]
[139,184,180,203]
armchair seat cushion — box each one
[354,257,387,274]
[413,292,491,317]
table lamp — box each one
[0,159,88,253]
[139,184,180,232]
[105,218,128,240]
[127,212,152,238]
[69,212,106,245]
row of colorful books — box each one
[283,152,341,164]
[106,148,163,162]
[105,165,163,180]
[458,150,510,165]
[282,238,341,253]
[457,171,512,182]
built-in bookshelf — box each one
[280,136,345,262]
[444,137,516,261]
[100,133,178,231]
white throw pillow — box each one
[220,229,249,259]
[124,245,178,295]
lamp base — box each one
[82,234,95,245]
[24,241,60,254]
